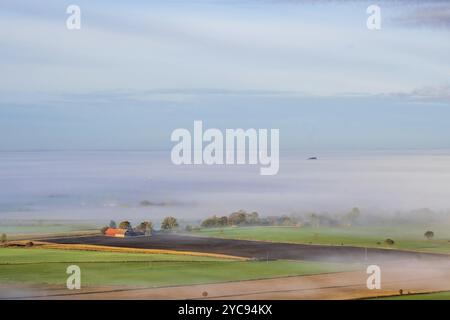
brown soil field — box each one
[44,233,450,264]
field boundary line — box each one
[31,242,248,261]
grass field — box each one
[374,291,450,300]
[193,225,450,254]
[0,248,353,287]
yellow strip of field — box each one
[24,241,248,261]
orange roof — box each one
[105,228,127,236]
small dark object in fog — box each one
[424,231,434,240]
[308,157,318,160]
[384,239,395,245]
[399,289,403,295]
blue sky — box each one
[0,0,449,150]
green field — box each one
[193,225,450,254]
[0,248,353,287]
[374,291,450,300]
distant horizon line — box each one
[1,148,450,153]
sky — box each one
[0,0,449,151]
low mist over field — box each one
[1,150,450,222]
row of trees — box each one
[200,208,363,228]
[201,210,260,228]
[101,216,179,234]
[306,208,361,228]
[200,213,301,228]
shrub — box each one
[424,231,434,240]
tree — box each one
[217,216,228,226]
[424,231,434,240]
[1,233,6,243]
[343,207,361,227]
[247,212,260,225]
[118,220,132,230]
[136,221,153,235]
[281,215,295,226]
[161,216,179,230]
[310,213,320,228]
[228,210,247,226]
[201,216,218,228]
[109,220,117,228]
[201,215,230,228]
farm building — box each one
[104,228,143,238]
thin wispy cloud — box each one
[396,5,450,28]
[0,0,449,151]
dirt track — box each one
[45,233,450,264]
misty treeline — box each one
[201,210,260,228]
[199,207,450,229]
[200,208,361,228]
